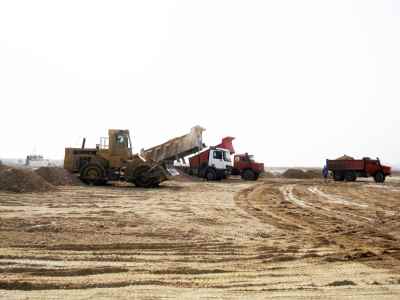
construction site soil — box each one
[0,177,400,299]
[34,167,81,186]
[0,166,55,193]
[281,168,321,179]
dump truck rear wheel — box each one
[206,169,217,181]
[374,172,385,183]
[333,172,344,181]
[345,171,357,182]
[242,169,256,181]
[80,163,106,186]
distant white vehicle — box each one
[25,154,53,169]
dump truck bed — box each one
[327,159,366,171]
[141,126,205,163]
[327,158,391,176]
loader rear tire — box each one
[80,163,107,186]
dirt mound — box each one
[35,167,81,186]
[305,169,322,178]
[336,155,354,160]
[0,166,55,193]
[171,168,203,182]
[281,169,321,179]
[259,171,275,178]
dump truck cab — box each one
[188,147,233,180]
[209,148,233,173]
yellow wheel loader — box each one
[64,129,168,188]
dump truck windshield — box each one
[213,151,223,160]
[223,151,231,162]
[241,155,255,162]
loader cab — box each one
[107,129,133,165]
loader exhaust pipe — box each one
[81,138,86,149]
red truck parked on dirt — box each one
[186,137,264,181]
[188,147,233,180]
[231,153,265,180]
[326,157,391,183]
[216,137,264,181]
[186,137,235,180]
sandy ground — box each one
[0,177,400,299]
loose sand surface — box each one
[0,177,400,299]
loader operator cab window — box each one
[116,133,130,148]
[116,135,125,145]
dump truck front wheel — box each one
[206,169,217,181]
[80,163,107,186]
[374,172,385,183]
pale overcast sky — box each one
[0,0,399,167]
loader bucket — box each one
[126,158,168,188]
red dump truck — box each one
[215,137,264,181]
[326,157,391,183]
[187,137,234,180]
[188,147,233,180]
[187,137,264,181]
[231,153,265,180]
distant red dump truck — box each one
[215,137,264,181]
[187,137,234,181]
[231,153,264,180]
[187,137,264,181]
[326,157,391,183]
